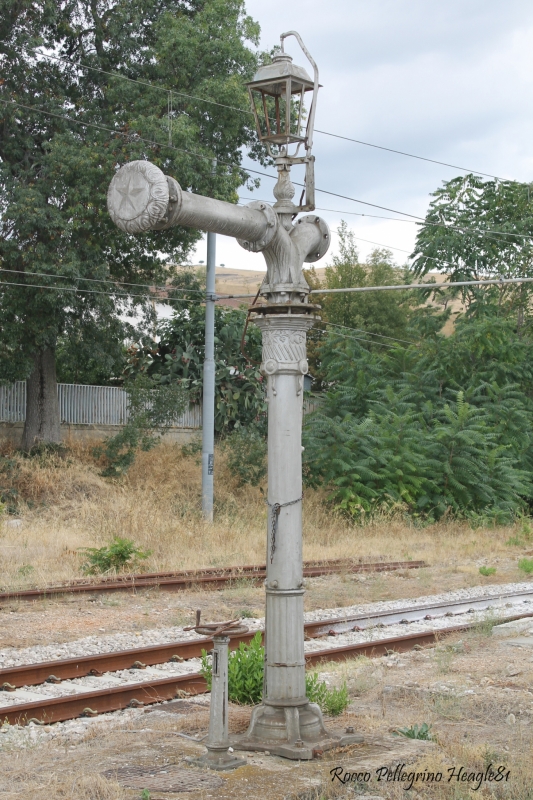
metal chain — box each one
[266,496,303,563]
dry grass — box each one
[0,440,531,592]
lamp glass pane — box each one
[250,89,269,139]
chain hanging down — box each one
[266,496,303,563]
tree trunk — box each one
[22,348,61,451]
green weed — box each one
[434,646,455,674]
[478,565,497,576]
[180,436,202,459]
[506,518,533,547]
[201,636,349,714]
[201,631,264,705]
[223,427,267,487]
[518,557,533,575]
[471,609,499,637]
[506,535,524,546]
[79,536,151,575]
[394,722,434,740]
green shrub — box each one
[394,722,434,740]
[223,427,267,487]
[201,631,264,705]
[95,376,189,477]
[479,566,497,576]
[304,312,533,521]
[306,672,349,716]
[80,537,151,575]
[125,305,266,433]
[24,442,67,459]
[180,436,202,458]
[200,636,349,714]
[518,557,533,575]
[506,519,533,547]
[0,457,20,514]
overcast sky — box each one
[191,0,533,276]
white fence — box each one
[0,382,202,428]
[0,382,320,429]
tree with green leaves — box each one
[319,222,415,342]
[126,302,265,433]
[306,222,417,389]
[411,175,533,330]
[304,309,533,521]
[0,0,260,450]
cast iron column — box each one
[106,159,362,760]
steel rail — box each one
[0,559,426,604]
[2,614,531,726]
[0,672,208,726]
[2,587,532,691]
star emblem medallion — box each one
[107,160,169,234]
[113,171,150,220]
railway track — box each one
[0,559,427,604]
[2,587,533,727]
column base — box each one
[232,702,364,761]
[186,744,247,772]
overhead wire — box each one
[313,129,502,180]
[0,267,206,296]
[323,320,414,345]
[0,97,268,180]
[239,196,533,242]
[314,327,396,349]
[3,95,531,245]
[218,274,533,300]
[311,275,533,295]
[0,278,198,304]
[236,199,532,276]
[34,48,507,182]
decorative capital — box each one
[254,314,316,375]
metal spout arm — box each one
[107,160,276,247]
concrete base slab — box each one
[501,636,533,648]
[492,618,533,637]
[186,751,247,771]
[232,731,364,761]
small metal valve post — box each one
[186,613,249,771]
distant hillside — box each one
[180,265,464,327]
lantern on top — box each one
[246,31,319,211]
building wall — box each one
[0,422,199,446]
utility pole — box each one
[202,230,216,521]
[107,30,361,760]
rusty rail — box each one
[0,619,514,727]
[0,559,427,604]
[2,587,532,691]
[0,672,208,726]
